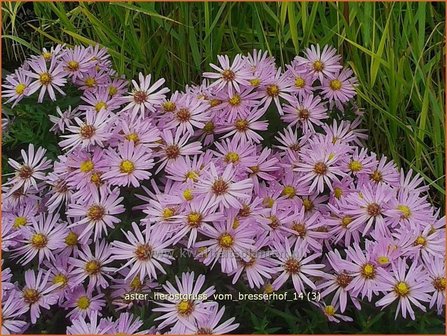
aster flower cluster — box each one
[2,43,445,334]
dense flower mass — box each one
[1,43,445,334]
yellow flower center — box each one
[266,84,279,97]
[414,235,427,247]
[377,256,390,265]
[281,185,296,198]
[67,60,79,71]
[77,296,90,310]
[15,83,27,95]
[39,72,52,85]
[370,170,383,183]
[90,172,103,186]
[264,283,274,294]
[294,76,305,88]
[329,79,342,90]
[84,77,97,87]
[313,60,325,71]
[225,152,240,164]
[209,99,222,108]
[348,160,363,172]
[80,160,94,173]
[13,216,27,229]
[324,305,335,316]
[313,162,328,175]
[65,231,78,246]
[341,216,352,228]
[222,69,235,81]
[203,121,215,134]
[394,281,410,297]
[284,258,300,274]
[87,205,105,221]
[130,277,142,291]
[53,273,68,287]
[183,188,194,201]
[361,263,376,279]
[433,277,446,291]
[134,244,153,260]
[187,212,202,228]
[303,198,314,211]
[95,101,107,112]
[42,52,52,60]
[334,187,343,199]
[250,78,261,87]
[23,288,40,304]
[162,207,175,220]
[109,85,118,96]
[119,160,135,174]
[85,260,101,275]
[177,300,194,315]
[234,119,249,132]
[218,233,234,248]
[262,197,275,208]
[232,218,240,229]
[31,233,48,249]
[125,133,140,143]
[397,205,412,219]
[162,101,176,112]
[229,95,241,106]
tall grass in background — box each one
[2,1,445,209]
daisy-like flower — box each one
[79,86,122,113]
[219,108,268,144]
[5,144,51,196]
[65,286,106,320]
[153,272,217,333]
[296,44,342,81]
[156,129,203,174]
[363,155,400,186]
[249,147,280,193]
[172,197,222,248]
[67,187,124,240]
[101,141,154,187]
[3,69,32,107]
[196,216,255,274]
[318,302,353,323]
[284,64,314,97]
[13,213,66,265]
[282,94,327,133]
[295,145,345,194]
[423,255,446,314]
[259,68,294,114]
[123,72,170,117]
[19,269,60,324]
[69,239,115,291]
[164,94,210,135]
[344,147,376,176]
[23,55,67,102]
[214,136,257,171]
[1,290,29,335]
[60,45,95,80]
[66,311,113,335]
[111,222,174,281]
[49,106,82,134]
[186,305,240,335]
[343,183,394,236]
[271,237,325,293]
[59,109,114,151]
[214,88,263,122]
[321,68,358,104]
[112,117,161,148]
[111,312,149,335]
[375,258,431,320]
[75,68,109,91]
[203,54,252,95]
[196,163,253,209]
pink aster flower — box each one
[59,109,114,151]
[66,311,113,335]
[153,272,217,333]
[5,144,51,196]
[13,213,66,265]
[20,269,60,324]
[123,72,170,117]
[284,64,315,97]
[49,106,82,134]
[1,290,29,334]
[23,55,67,102]
[214,87,263,122]
[111,312,149,335]
[65,286,106,320]
[218,108,268,144]
[203,54,252,95]
[111,117,161,148]
[60,45,95,80]
[375,258,431,320]
[318,302,353,323]
[164,93,210,135]
[3,68,32,107]
[423,255,446,314]
[69,239,115,291]
[282,94,327,133]
[271,237,325,293]
[101,141,154,187]
[156,129,203,174]
[111,222,174,281]
[296,44,342,81]
[195,216,255,274]
[258,68,294,114]
[186,305,240,334]
[196,163,253,209]
[79,86,122,113]
[67,187,124,240]
[321,68,358,105]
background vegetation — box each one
[1,1,445,334]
